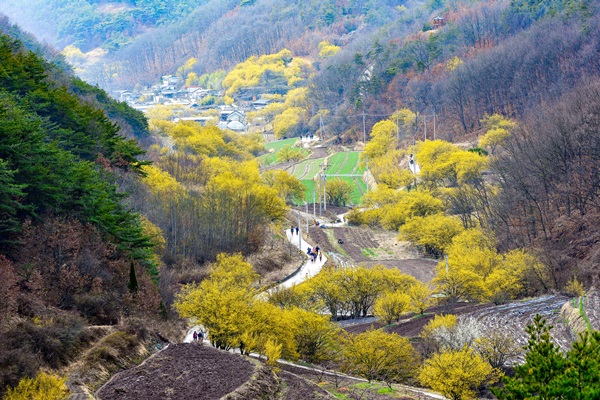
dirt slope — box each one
[308,225,437,282]
[96,344,254,400]
[95,343,336,400]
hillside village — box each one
[114,75,250,132]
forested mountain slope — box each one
[0,19,295,397]
[0,28,174,396]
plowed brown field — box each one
[307,225,437,282]
[96,344,253,400]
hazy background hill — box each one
[0,0,428,88]
[1,0,597,141]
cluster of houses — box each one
[113,14,446,133]
[114,75,275,133]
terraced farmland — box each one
[259,138,306,166]
[290,158,325,179]
[325,151,367,204]
[330,176,365,204]
[326,151,365,175]
[300,179,317,203]
[286,151,368,205]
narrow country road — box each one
[273,227,328,290]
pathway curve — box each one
[272,228,328,290]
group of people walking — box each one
[290,226,323,262]
[192,330,205,343]
[307,245,322,263]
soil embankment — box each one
[96,342,335,399]
[307,224,437,282]
[97,344,254,400]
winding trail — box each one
[178,220,447,399]
[184,223,329,343]
[273,226,328,290]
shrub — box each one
[420,314,458,356]
[564,277,585,297]
[4,370,69,400]
[1,316,86,373]
[342,330,417,384]
[373,292,411,324]
[420,349,500,400]
[73,293,120,325]
[264,338,282,373]
[346,208,382,227]
[0,346,42,397]
[85,331,140,372]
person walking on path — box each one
[290,226,294,236]
[319,251,322,262]
[295,226,299,235]
[193,331,198,342]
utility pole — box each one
[362,109,366,143]
[323,175,327,211]
[297,211,301,248]
[305,202,309,233]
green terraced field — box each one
[259,138,306,166]
[326,151,364,175]
[287,151,369,205]
[293,176,367,205]
[341,152,364,174]
[326,152,347,174]
[340,176,367,204]
[265,138,298,151]
[300,179,316,203]
[291,158,324,179]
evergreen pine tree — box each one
[159,301,168,320]
[128,261,138,294]
[551,330,600,399]
[494,315,565,399]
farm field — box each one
[259,138,306,166]
[287,151,367,205]
[307,226,436,283]
[260,143,369,205]
[326,151,365,175]
[342,293,591,367]
[300,179,316,203]
[290,158,325,180]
